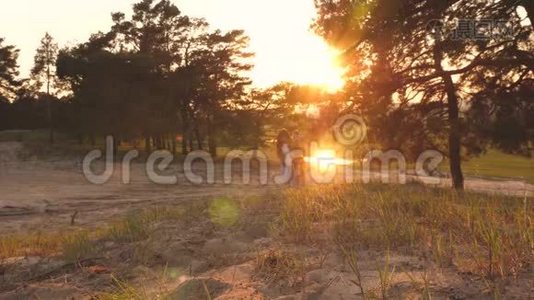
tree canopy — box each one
[313,0,534,189]
[0,38,19,103]
[54,0,254,155]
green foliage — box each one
[53,0,254,155]
[460,150,534,183]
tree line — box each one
[0,0,302,156]
[0,0,533,190]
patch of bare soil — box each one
[0,142,532,299]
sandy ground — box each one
[2,160,531,237]
[0,142,533,299]
[1,141,532,234]
[0,142,271,235]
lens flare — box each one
[305,149,353,173]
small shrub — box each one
[107,214,151,243]
[62,231,94,262]
[105,206,184,243]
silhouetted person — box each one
[276,129,292,178]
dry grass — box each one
[0,232,64,259]
[101,206,184,243]
[96,275,146,300]
[1,186,531,298]
[255,248,305,286]
[277,184,534,279]
[61,231,95,263]
[0,230,97,261]
[0,206,185,262]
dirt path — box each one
[1,141,532,235]
[0,157,271,236]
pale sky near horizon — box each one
[0,0,344,89]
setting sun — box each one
[182,0,346,90]
[306,149,353,173]
[284,39,345,92]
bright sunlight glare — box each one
[185,0,347,91]
[191,0,350,92]
[285,38,345,92]
[0,0,345,91]
[305,149,353,173]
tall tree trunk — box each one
[435,47,465,190]
[145,136,152,154]
[46,60,54,145]
[194,121,203,150]
[172,132,177,156]
[158,136,162,149]
[444,75,464,190]
[207,114,217,157]
[181,133,188,155]
[188,131,194,152]
[167,135,172,151]
[182,134,189,155]
[112,134,119,160]
[180,107,190,155]
[46,95,54,144]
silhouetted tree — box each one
[32,33,65,143]
[187,29,253,156]
[314,0,534,190]
[0,38,19,103]
[0,38,20,130]
[57,0,255,157]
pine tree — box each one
[32,33,61,144]
[0,37,19,102]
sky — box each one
[0,0,344,89]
